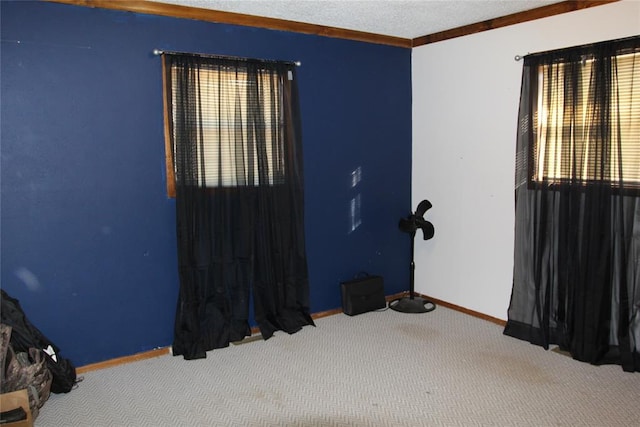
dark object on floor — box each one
[341,273,386,316]
[0,389,32,426]
[1,290,77,393]
[0,405,28,424]
[390,199,436,313]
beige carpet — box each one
[35,306,639,426]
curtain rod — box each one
[153,49,301,67]
[513,35,640,62]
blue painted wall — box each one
[1,1,412,366]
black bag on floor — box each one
[1,290,77,393]
[340,273,386,316]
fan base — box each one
[389,296,436,313]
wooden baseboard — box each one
[76,347,169,374]
[408,292,507,327]
[76,293,504,374]
[77,308,346,374]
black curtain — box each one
[504,37,640,372]
[164,54,314,360]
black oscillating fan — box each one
[389,199,436,313]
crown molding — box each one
[46,1,620,48]
[46,0,412,48]
[412,0,620,47]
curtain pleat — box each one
[504,37,640,372]
[165,55,314,360]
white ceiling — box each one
[151,0,563,40]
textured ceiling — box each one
[150,0,562,39]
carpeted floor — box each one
[35,306,639,426]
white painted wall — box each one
[411,0,640,320]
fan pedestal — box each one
[389,295,435,313]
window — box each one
[530,45,640,191]
[163,56,288,197]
